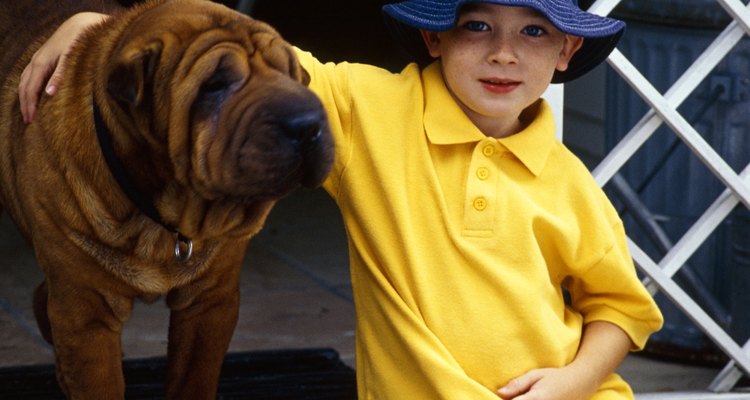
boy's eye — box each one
[463,20,489,32]
[522,25,546,37]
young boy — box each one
[19,1,663,398]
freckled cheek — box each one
[445,37,484,60]
[522,46,565,73]
[442,52,474,81]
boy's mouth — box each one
[479,78,520,94]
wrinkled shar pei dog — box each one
[0,0,333,398]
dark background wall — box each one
[252,0,405,70]
[118,0,407,71]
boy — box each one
[19,0,663,398]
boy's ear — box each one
[556,35,584,72]
[420,30,442,58]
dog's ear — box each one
[107,43,162,106]
[287,47,310,86]
[298,65,311,86]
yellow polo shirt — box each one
[296,50,663,399]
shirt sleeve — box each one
[566,216,664,350]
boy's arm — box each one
[497,321,631,400]
[19,12,109,123]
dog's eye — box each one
[202,75,230,94]
[198,68,237,102]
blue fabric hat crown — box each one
[382,0,625,83]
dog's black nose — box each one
[281,112,325,146]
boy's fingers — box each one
[497,379,528,398]
[18,54,62,124]
[45,54,67,96]
[19,64,34,123]
[19,62,47,123]
[497,371,540,399]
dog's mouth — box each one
[281,113,333,189]
[240,88,334,197]
[242,112,333,198]
[190,105,333,202]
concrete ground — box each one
[0,188,743,397]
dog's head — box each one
[100,0,333,203]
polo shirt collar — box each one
[422,62,557,177]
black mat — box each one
[0,348,356,399]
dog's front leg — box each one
[45,275,134,399]
[164,246,244,399]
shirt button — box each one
[482,145,495,157]
[473,197,487,211]
[476,167,490,180]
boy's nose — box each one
[486,34,518,65]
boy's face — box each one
[421,4,582,138]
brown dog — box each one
[0,0,333,398]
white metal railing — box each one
[590,0,750,397]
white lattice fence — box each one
[590,0,750,397]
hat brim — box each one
[382,0,625,83]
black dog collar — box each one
[93,102,193,262]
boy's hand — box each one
[496,366,597,400]
[19,12,109,123]
[497,321,633,400]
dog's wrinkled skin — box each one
[0,0,333,398]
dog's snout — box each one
[281,112,325,146]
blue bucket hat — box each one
[382,0,625,83]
